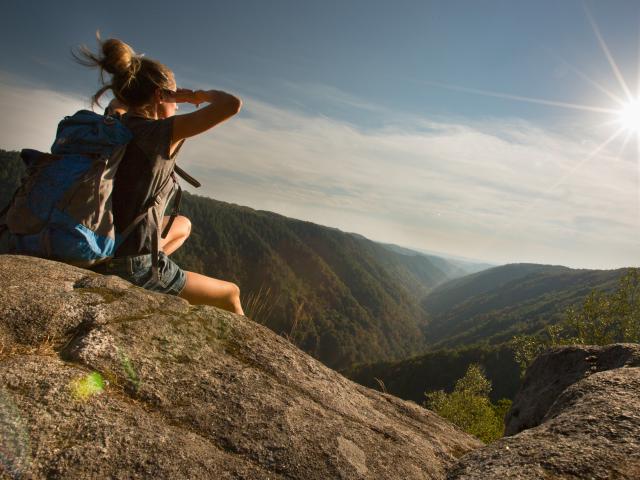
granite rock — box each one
[0,255,480,479]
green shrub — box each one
[424,364,511,443]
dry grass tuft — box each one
[284,300,307,346]
[0,336,61,360]
[374,377,388,394]
[244,285,279,325]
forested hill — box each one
[168,193,452,369]
[422,263,629,348]
[347,264,630,406]
[0,149,471,369]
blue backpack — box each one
[1,110,135,266]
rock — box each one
[0,255,481,479]
[0,254,185,350]
[505,343,640,435]
[448,366,640,479]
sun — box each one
[617,100,640,135]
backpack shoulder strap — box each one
[159,165,199,240]
[174,165,201,188]
[161,174,182,240]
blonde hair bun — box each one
[101,39,137,76]
[74,34,173,108]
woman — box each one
[76,37,244,315]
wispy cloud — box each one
[0,74,637,268]
[181,94,639,268]
[280,80,391,114]
[0,73,87,151]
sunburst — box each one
[425,2,640,230]
[617,100,640,135]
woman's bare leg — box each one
[179,271,244,315]
[160,215,191,255]
[161,215,244,315]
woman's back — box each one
[113,115,181,256]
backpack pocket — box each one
[6,189,47,234]
[6,151,60,234]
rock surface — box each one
[0,255,480,479]
[449,366,640,479]
[505,343,640,435]
[450,345,640,479]
[4,254,640,480]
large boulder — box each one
[0,255,481,479]
[505,343,640,435]
[449,366,640,479]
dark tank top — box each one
[112,115,183,257]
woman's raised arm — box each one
[171,89,242,147]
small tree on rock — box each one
[425,364,511,443]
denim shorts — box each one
[92,252,187,295]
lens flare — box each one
[70,372,106,401]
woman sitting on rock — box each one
[76,37,244,315]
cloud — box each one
[0,74,637,268]
[0,73,88,151]
[180,97,638,268]
[279,80,391,114]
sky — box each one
[1,0,639,269]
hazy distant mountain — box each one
[380,242,494,277]
[422,263,629,348]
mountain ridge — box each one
[422,263,628,348]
